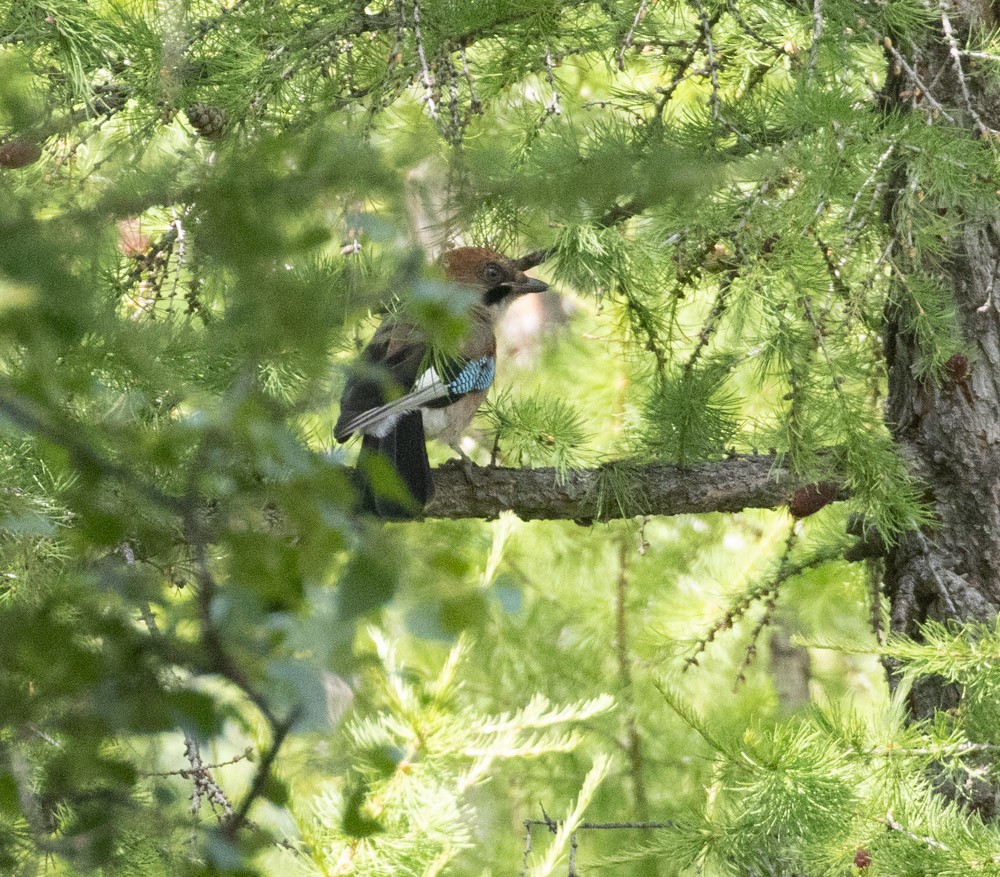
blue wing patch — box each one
[447,356,495,396]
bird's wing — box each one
[335,321,429,442]
[420,354,496,409]
[336,322,498,441]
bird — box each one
[335,246,549,518]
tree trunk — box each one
[883,0,1000,774]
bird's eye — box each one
[483,262,503,282]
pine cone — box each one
[186,103,226,139]
[94,83,128,116]
[788,481,838,519]
[0,139,41,169]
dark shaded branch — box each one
[422,451,845,521]
[524,819,674,830]
[223,709,299,839]
[180,429,299,837]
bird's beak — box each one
[509,273,549,294]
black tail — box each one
[355,412,434,520]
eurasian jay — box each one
[335,247,549,517]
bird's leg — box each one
[490,432,501,467]
[448,443,476,484]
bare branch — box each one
[934,0,992,136]
[543,48,562,116]
[808,0,823,83]
[617,0,654,70]
[726,0,780,52]
[882,41,955,123]
[524,819,674,830]
[684,540,844,673]
[733,526,798,689]
[422,452,845,521]
[885,809,951,850]
[412,0,438,120]
[223,710,299,838]
[694,0,720,123]
[131,554,240,825]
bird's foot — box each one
[445,445,477,484]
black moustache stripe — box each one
[484,285,510,306]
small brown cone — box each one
[186,103,226,139]
[95,84,128,116]
[0,139,42,169]
[788,481,839,519]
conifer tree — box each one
[3,0,1000,874]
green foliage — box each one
[283,630,614,876]
[484,389,590,473]
[639,360,742,464]
[594,460,651,519]
[0,0,996,873]
[614,634,1000,877]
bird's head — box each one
[440,247,549,308]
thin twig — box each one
[142,750,253,778]
[808,0,823,83]
[168,207,194,315]
[682,279,732,377]
[883,42,955,123]
[182,432,299,837]
[123,225,179,293]
[810,229,853,301]
[684,543,842,672]
[934,0,991,136]
[864,741,999,758]
[129,545,239,824]
[679,178,771,377]
[459,46,481,116]
[734,527,798,690]
[524,820,674,830]
[223,710,299,837]
[543,48,562,116]
[187,513,277,726]
[520,818,535,877]
[726,0,780,51]
[412,0,438,119]
[617,0,654,70]
[844,137,900,236]
[184,735,236,821]
[885,809,951,850]
[801,296,848,404]
[694,0,720,123]
[445,52,462,141]
[654,7,723,113]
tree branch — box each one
[422,452,844,521]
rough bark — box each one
[421,452,841,520]
[882,2,1000,736]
